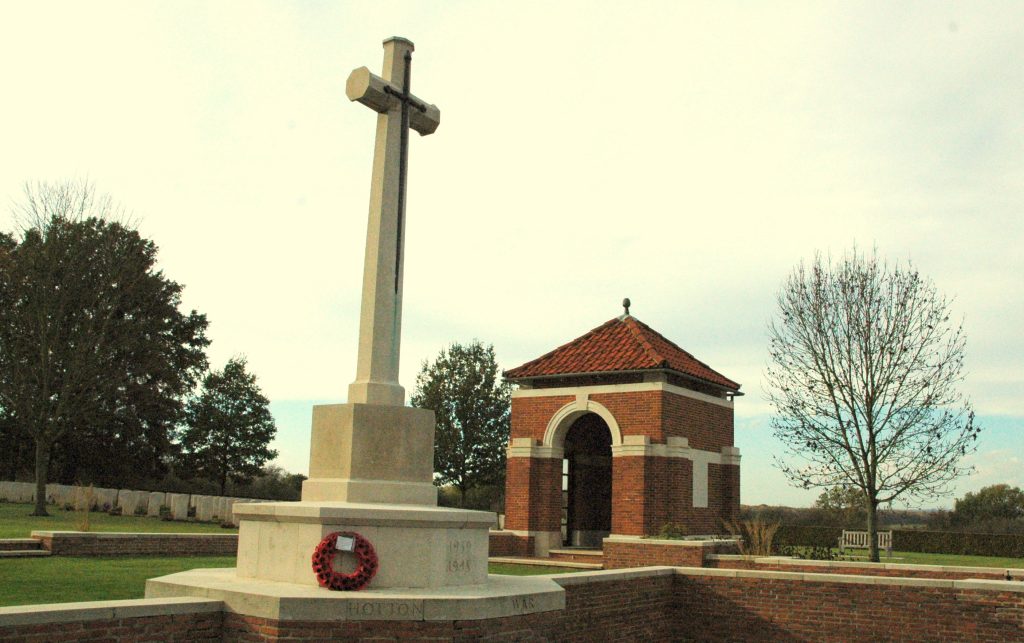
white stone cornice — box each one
[506,445,565,459]
[512,380,733,409]
[506,438,564,459]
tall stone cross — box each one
[345,37,440,407]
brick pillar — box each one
[721,463,740,522]
[666,456,693,529]
[503,452,562,555]
[611,455,647,536]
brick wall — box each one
[611,456,646,535]
[591,391,662,440]
[708,557,1022,581]
[502,457,561,533]
[4,569,1023,641]
[33,532,238,556]
[487,531,533,557]
[602,538,739,569]
[0,599,223,642]
[661,391,733,451]
[674,570,1024,642]
[510,396,572,442]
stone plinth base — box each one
[145,568,564,622]
[302,403,437,505]
[234,501,494,589]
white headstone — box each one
[94,487,118,511]
[117,490,141,515]
[195,495,217,522]
[12,482,35,503]
[167,493,190,520]
[147,491,166,517]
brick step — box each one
[0,538,43,552]
[0,550,50,558]
[547,548,604,565]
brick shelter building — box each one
[502,311,742,557]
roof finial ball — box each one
[622,297,631,316]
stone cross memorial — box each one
[300,37,441,506]
[148,39,561,619]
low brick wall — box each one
[707,555,1024,581]
[4,566,1023,641]
[0,598,222,642]
[488,530,533,557]
[602,536,738,569]
[32,531,238,557]
[674,568,1024,641]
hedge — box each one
[776,525,1024,558]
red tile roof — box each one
[504,316,740,391]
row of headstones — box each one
[0,481,258,526]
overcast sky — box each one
[1,2,1021,508]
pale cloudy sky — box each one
[1,2,1021,507]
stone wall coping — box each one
[551,566,677,586]
[707,553,1024,576]
[605,535,738,548]
[146,567,564,622]
[30,531,237,540]
[234,501,495,528]
[672,566,1024,592]
[0,597,222,627]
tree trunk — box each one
[867,497,879,563]
[220,472,227,496]
[31,440,50,516]
[458,485,466,508]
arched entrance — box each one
[562,413,612,547]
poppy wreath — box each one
[311,531,379,591]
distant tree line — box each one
[0,181,283,512]
[744,483,1024,536]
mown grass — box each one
[0,554,576,608]
[488,563,580,576]
[0,556,237,607]
[0,501,236,539]
[838,548,1024,569]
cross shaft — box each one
[345,37,440,407]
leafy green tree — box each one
[766,248,978,561]
[952,485,1024,526]
[178,357,278,495]
[411,341,511,507]
[814,485,867,527]
[0,181,210,515]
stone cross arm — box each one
[346,66,441,136]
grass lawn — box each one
[0,501,236,539]
[0,555,577,608]
[488,563,580,576]
[0,556,237,607]
[838,548,1024,569]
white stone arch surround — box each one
[543,394,623,449]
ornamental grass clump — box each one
[725,518,780,557]
[73,484,97,532]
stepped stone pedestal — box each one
[146,36,561,628]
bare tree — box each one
[765,248,978,561]
[0,180,208,515]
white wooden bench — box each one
[838,530,893,558]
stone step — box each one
[547,548,604,565]
[0,538,43,552]
[489,556,603,570]
[0,549,50,558]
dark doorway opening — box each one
[562,413,612,547]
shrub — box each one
[656,523,689,540]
